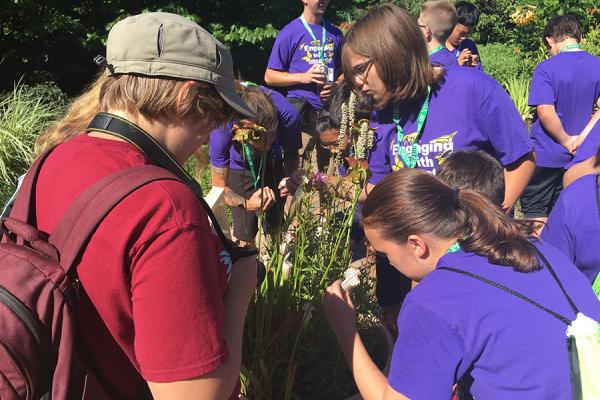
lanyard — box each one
[428,45,445,57]
[393,86,431,169]
[560,43,582,53]
[300,15,327,63]
[446,242,461,253]
[242,143,265,189]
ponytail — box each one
[456,190,539,272]
[361,169,539,272]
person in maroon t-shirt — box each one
[32,12,257,400]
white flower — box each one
[341,267,360,291]
[282,252,293,279]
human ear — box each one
[407,234,429,259]
[176,80,197,110]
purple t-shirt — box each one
[388,241,600,399]
[367,67,532,184]
[529,51,600,168]
[210,87,302,170]
[448,38,482,70]
[542,174,600,283]
[267,17,343,111]
[566,120,600,169]
[430,48,457,69]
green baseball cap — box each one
[105,12,255,118]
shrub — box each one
[583,24,600,57]
[479,43,528,84]
[0,81,66,205]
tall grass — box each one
[241,176,382,399]
[503,75,533,124]
[0,81,66,203]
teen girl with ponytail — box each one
[323,168,600,399]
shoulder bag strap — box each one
[532,246,579,316]
[437,266,572,325]
[86,113,233,250]
[49,165,177,274]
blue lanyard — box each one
[299,15,327,63]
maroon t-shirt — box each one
[35,134,230,398]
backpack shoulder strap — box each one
[4,149,55,225]
[49,165,178,274]
[437,266,572,325]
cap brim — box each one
[216,85,256,119]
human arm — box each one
[503,151,536,212]
[323,281,409,400]
[264,65,325,87]
[572,98,600,151]
[537,104,576,152]
[211,165,275,211]
[148,256,258,400]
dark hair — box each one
[316,81,371,134]
[543,15,582,43]
[361,169,539,272]
[455,1,480,27]
[342,4,439,107]
[436,150,505,207]
[594,143,600,168]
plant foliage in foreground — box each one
[241,174,383,399]
[0,82,66,204]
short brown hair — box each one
[238,85,278,134]
[421,0,457,44]
[342,4,436,106]
[543,15,582,43]
[436,150,505,207]
[361,169,539,272]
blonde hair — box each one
[35,72,233,155]
[421,0,457,44]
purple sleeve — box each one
[269,90,302,152]
[541,195,576,262]
[267,27,293,71]
[568,122,600,168]
[388,299,464,398]
[209,124,234,168]
[528,64,555,106]
[481,85,533,165]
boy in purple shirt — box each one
[265,0,344,172]
[418,0,458,69]
[210,83,301,245]
[445,1,482,69]
[543,144,600,296]
[324,169,600,400]
[521,15,600,223]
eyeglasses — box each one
[351,59,373,80]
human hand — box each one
[561,135,578,154]
[323,280,358,337]
[246,187,276,211]
[320,83,334,102]
[301,64,326,85]
[470,54,480,67]
[457,49,472,66]
[570,134,585,154]
[279,170,305,197]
